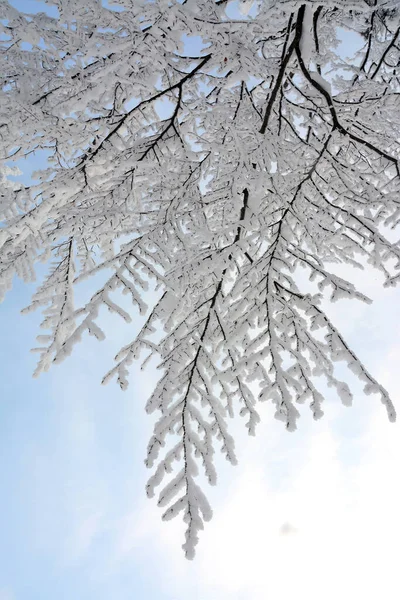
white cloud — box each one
[194,414,400,600]
[109,332,400,600]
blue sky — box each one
[1,250,400,600]
[1,2,400,599]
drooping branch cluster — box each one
[1,0,399,557]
